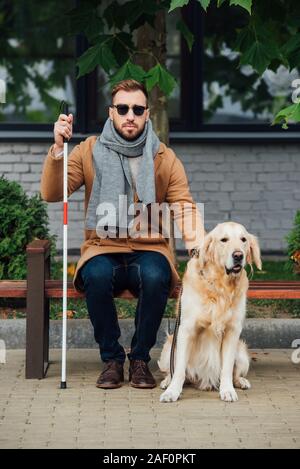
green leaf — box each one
[85,17,104,42]
[197,0,211,12]
[280,35,300,69]
[235,26,254,52]
[237,20,280,75]
[77,40,118,78]
[176,19,194,52]
[111,32,135,65]
[272,103,300,129]
[146,64,177,96]
[217,0,227,6]
[169,0,190,13]
[281,35,300,56]
[68,4,103,40]
[109,60,146,88]
[124,0,144,25]
[68,5,92,33]
[240,41,272,75]
[229,0,252,14]
[103,1,126,30]
[142,1,162,15]
[121,0,159,30]
[158,66,177,96]
[145,64,160,91]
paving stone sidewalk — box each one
[0,349,299,449]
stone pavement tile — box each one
[240,440,272,450]
[268,436,299,449]
[77,434,106,442]
[102,442,135,449]
[257,425,293,435]
[183,439,215,448]
[0,441,22,449]
[130,433,160,441]
[20,443,50,449]
[127,442,160,449]
[77,443,105,449]
[2,423,28,433]
[77,442,108,449]
[155,440,195,449]
[76,419,106,428]
[46,442,77,449]
[46,429,79,438]
[212,443,241,449]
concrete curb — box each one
[1,318,300,349]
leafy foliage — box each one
[273,103,300,129]
[229,0,252,14]
[170,0,252,14]
[176,19,194,52]
[0,175,56,280]
[202,1,300,125]
[146,64,177,96]
[2,0,300,125]
[70,0,179,97]
[285,211,300,272]
[67,0,300,126]
[236,20,280,75]
[0,0,74,122]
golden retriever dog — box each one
[159,221,262,403]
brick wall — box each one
[1,141,299,252]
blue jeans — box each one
[80,251,172,364]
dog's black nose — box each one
[232,251,243,263]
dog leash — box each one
[170,247,200,378]
[170,284,183,378]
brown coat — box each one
[40,136,204,295]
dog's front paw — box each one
[160,387,181,403]
[235,377,251,390]
[160,375,171,390]
[219,387,238,402]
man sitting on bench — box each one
[40,79,204,390]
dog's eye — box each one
[220,237,228,243]
[241,237,247,242]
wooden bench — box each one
[0,239,300,380]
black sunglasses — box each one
[111,104,147,116]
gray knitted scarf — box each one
[85,117,160,235]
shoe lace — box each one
[103,360,120,375]
[132,360,147,375]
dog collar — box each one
[190,247,201,258]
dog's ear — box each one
[246,234,262,270]
[198,233,214,269]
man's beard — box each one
[114,123,145,141]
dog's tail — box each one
[157,333,173,373]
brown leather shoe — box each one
[96,360,124,389]
[129,359,156,389]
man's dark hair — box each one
[111,79,148,106]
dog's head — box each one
[198,222,262,275]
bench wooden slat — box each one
[1,280,300,298]
[248,290,300,299]
[43,281,300,299]
[0,280,27,297]
[44,280,182,299]
[250,281,300,286]
[249,285,300,290]
[1,279,300,300]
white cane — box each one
[60,100,69,389]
